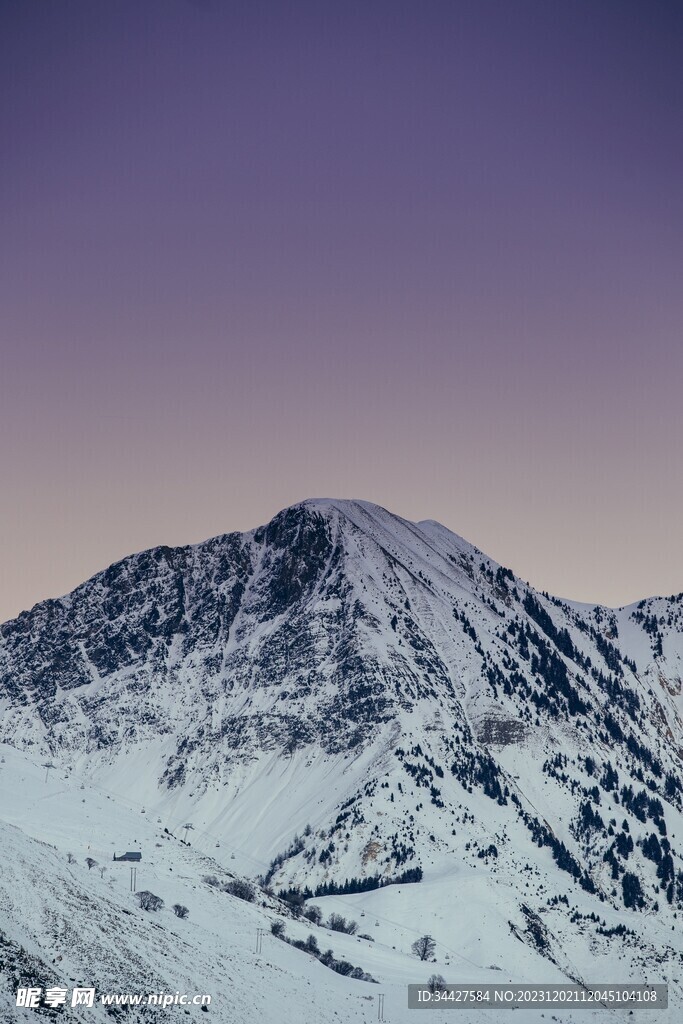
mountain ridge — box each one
[5,497,677,620]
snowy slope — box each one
[0,746,673,1024]
[0,746,406,1024]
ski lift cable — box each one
[166,818,267,870]
[74,770,486,967]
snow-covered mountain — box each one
[1,498,681,1021]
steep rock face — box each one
[2,498,683,937]
[0,501,468,758]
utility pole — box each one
[130,867,137,892]
[377,993,385,1021]
[255,928,265,954]
[43,763,55,783]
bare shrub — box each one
[303,905,322,925]
[327,913,357,934]
[136,891,164,912]
[225,879,255,902]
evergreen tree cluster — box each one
[523,595,582,666]
[621,871,645,910]
[589,628,623,676]
[522,812,595,893]
[600,761,619,792]
[525,625,589,718]
[619,785,664,825]
[632,609,665,656]
[597,922,634,938]
[576,800,605,837]
[450,749,508,804]
[279,866,423,903]
[593,670,640,720]
[262,833,306,887]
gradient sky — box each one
[1,0,682,621]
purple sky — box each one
[1,0,682,620]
